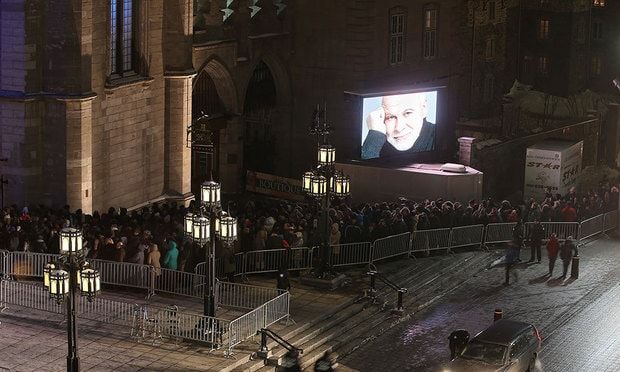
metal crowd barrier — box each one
[0,279,231,351]
[579,215,605,241]
[5,251,57,278]
[449,224,485,249]
[154,268,203,298]
[331,242,372,268]
[90,259,151,290]
[371,233,411,262]
[226,290,290,355]
[537,222,580,240]
[410,228,452,253]
[215,280,285,311]
[603,210,618,232]
[484,223,517,245]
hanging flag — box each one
[249,0,261,18]
[273,0,286,16]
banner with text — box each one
[246,171,305,201]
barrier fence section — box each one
[5,251,57,278]
[0,250,7,277]
[331,242,372,268]
[484,223,517,245]
[410,228,451,253]
[535,222,579,240]
[215,281,285,311]
[579,215,605,241]
[154,268,203,298]
[0,279,230,349]
[90,259,151,290]
[227,290,290,355]
[371,233,411,263]
[449,224,485,249]
[603,210,618,232]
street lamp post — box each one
[185,114,237,317]
[302,106,351,278]
[44,227,101,372]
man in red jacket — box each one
[546,233,560,276]
[561,203,577,222]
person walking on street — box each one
[546,233,559,276]
[560,236,577,279]
[512,220,524,262]
[448,329,470,360]
[504,241,520,286]
[528,220,545,263]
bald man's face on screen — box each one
[381,93,428,151]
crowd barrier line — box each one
[0,210,617,299]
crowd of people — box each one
[0,182,617,276]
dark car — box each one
[444,319,542,372]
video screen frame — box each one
[360,90,438,160]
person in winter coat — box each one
[527,220,545,263]
[546,233,560,276]
[162,238,179,270]
[559,236,577,279]
[147,243,161,275]
[504,241,520,286]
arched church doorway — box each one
[243,61,278,174]
[191,69,227,196]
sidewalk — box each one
[0,271,362,371]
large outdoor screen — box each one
[360,91,438,159]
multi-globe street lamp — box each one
[43,227,101,372]
[185,114,237,317]
[302,106,350,277]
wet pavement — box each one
[339,237,620,372]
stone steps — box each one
[229,252,492,372]
[295,253,493,371]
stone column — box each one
[62,96,95,214]
[164,74,193,198]
[458,137,477,166]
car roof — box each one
[473,319,533,346]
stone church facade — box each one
[0,0,193,213]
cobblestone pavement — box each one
[540,283,620,372]
[339,237,620,372]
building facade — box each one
[0,0,193,213]
[191,0,473,193]
[517,0,620,96]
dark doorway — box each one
[191,71,227,194]
[243,61,277,174]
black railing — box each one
[256,328,303,359]
[367,266,407,314]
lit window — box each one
[591,57,601,76]
[485,38,495,60]
[593,0,605,7]
[538,19,550,39]
[423,7,438,60]
[389,11,406,65]
[538,56,549,75]
[488,1,496,21]
[592,21,603,40]
[110,0,136,76]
